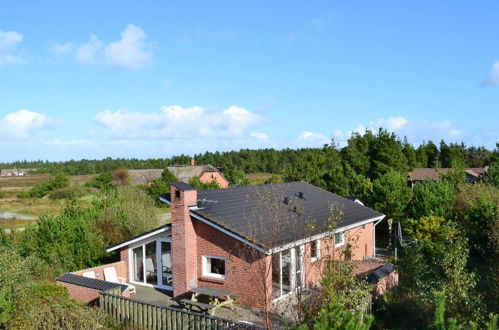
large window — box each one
[145,241,157,285]
[311,240,320,261]
[132,246,144,282]
[130,238,172,289]
[335,232,345,247]
[272,246,305,300]
[202,256,226,279]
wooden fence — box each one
[99,292,262,330]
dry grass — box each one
[0,174,170,231]
[0,174,95,218]
[245,173,283,185]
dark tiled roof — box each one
[367,263,396,283]
[56,273,127,292]
[166,182,384,249]
[171,182,196,191]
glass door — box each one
[160,241,173,288]
[130,237,172,289]
[272,244,305,300]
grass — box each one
[0,217,37,230]
[245,172,283,185]
[0,174,171,231]
[0,174,95,219]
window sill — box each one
[199,276,226,284]
[335,243,345,248]
[310,257,319,263]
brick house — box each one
[128,163,229,188]
[101,181,385,308]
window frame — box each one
[335,231,345,248]
[202,255,226,280]
[310,239,320,262]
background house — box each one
[408,167,488,186]
[128,163,229,188]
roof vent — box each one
[298,192,304,199]
[284,197,290,204]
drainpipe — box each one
[373,218,385,258]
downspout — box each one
[373,217,385,257]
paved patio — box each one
[131,285,286,327]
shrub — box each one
[146,168,178,202]
[112,168,130,185]
[84,172,114,190]
[12,281,112,329]
[93,186,160,246]
[48,186,97,200]
[0,247,34,326]
[188,176,220,190]
[20,203,105,275]
[19,173,69,198]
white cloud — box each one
[295,131,330,147]
[104,24,152,69]
[94,105,262,139]
[332,116,464,146]
[76,35,102,63]
[250,132,269,140]
[50,42,74,55]
[0,30,24,65]
[482,61,499,86]
[49,24,153,69]
[0,109,52,139]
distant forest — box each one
[1,129,496,180]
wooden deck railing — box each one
[99,292,263,329]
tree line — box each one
[0,129,495,177]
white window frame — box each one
[202,255,226,280]
[128,233,172,290]
[310,239,320,262]
[335,231,345,248]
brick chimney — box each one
[170,182,198,297]
[190,158,196,166]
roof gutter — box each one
[106,225,171,252]
[159,196,171,205]
[268,214,386,254]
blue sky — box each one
[1,1,498,161]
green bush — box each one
[84,172,114,190]
[20,203,106,275]
[19,173,69,198]
[48,186,97,200]
[12,281,113,329]
[146,168,178,202]
[188,176,220,190]
[93,186,160,246]
[0,247,34,326]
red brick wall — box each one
[199,171,229,188]
[56,281,102,305]
[374,270,399,298]
[120,248,130,282]
[72,261,127,282]
[57,281,131,305]
[171,185,198,297]
[303,223,375,286]
[194,219,272,308]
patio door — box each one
[295,245,305,291]
[272,244,306,301]
[159,241,172,287]
[130,237,172,290]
